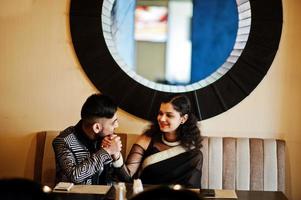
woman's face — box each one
[157,102,184,134]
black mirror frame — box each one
[70,0,282,121]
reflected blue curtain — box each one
[191,0,238,83]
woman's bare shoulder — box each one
[135,134,151,150]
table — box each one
[50,185,288,200]
[234,190,287,200]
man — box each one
[52,94,124,185]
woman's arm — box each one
[117,134,151,181]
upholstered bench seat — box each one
[34,131,285,193]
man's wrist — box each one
[102,147,111,155]
[112,152,121,161]
[112,154,123,168]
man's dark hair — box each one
[81,94,117,122]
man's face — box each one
[98,113,119,137]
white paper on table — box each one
[213,189,237,199]
[53,182,74,191]
[53,185,112,195]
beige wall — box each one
[0,0,300,199]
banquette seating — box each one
[34,131,285,193]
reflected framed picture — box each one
[135,6,168,42]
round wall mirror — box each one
[70,0,282,121]
[104,0,246,93]
[112,0,239,86]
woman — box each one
[123,94,203,188]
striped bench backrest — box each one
[200,137,285,192]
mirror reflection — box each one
[111,0,238,85]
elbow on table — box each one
[68,173,87,184]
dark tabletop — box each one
[50,185,288,200]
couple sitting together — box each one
[52,93,203,188]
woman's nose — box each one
[159,115,166,122]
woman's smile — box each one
[159,122,169,129]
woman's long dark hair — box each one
[144,94,203,149]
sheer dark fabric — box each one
[126,144,145,178]
[120,137,203,188]
[116,144,145,182]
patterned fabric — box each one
[52,124,113,185]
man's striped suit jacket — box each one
[52,126,121,184]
